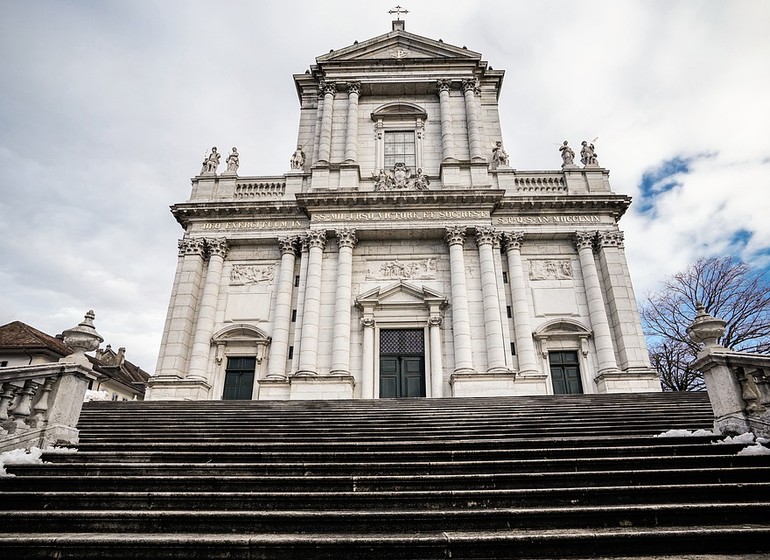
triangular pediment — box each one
[317,30,481,63]
[356,281,447,309]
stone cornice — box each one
[495,194,632,220]
[295,189,506,211]
[171,202,306,227]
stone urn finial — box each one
[687,302,727,349]
[60,310,104,366]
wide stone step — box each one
[15,452,770,477]
[4,503,770,534]
[4,466,769,493]
[3,526,770,560]
[3,482,769,511]
[44,441,738,463]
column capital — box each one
[306,230,327,250]
[475,226,499,247]
[501,231,524,251]
[436,79,452,93]
[428,316,443,327]
[335,228,358,249]
[596,230,625,249]
[322,82,337,97]
[462,78,481,95]
[573,231,596,251]
[205,237,229,259]
[278,236,299,256]
[445,226,467,247]
[178,237,206,258]
[347,82,361,95]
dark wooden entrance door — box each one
[379,329,426,398]
[549,351,583,394]
[222,357,256,400]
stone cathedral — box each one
[146,20,661,401]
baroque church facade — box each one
[147,21,660,401]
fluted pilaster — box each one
[296,230,327,375]
[445,226,474,374]
[437,79,456,162]
[331,228,358,375]
[502,232,539,375]
[266,237,299,380]
[476,226,507,372]
[462,78,484,162]
[316,83,336,164]
[344,83,360,163]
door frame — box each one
[378,328,427,398]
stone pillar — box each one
[476,227,507,372]
[315,83,336,164]
[595,230,653,373]
[296,230,327,376]
[502,232,539,375]
[187,238,228,382]
[445,226,474,374]
[437,79,456,162]
[290,237,310,373]
[462,78,484,162]
[266,236,299,380]
[156,238,206,377]
[574,232,619,375]
[360,316,375,399]
[429,316,444,397]
[330,228,358,375]
[343,82,360,163]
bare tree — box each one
[641,257,770,391]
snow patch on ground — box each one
[737,443,770,456]
[717,432,756,445]
[654,429,715,437]
[0,446,44,476]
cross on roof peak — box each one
[388,5,408,21]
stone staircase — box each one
[2,392,770,559]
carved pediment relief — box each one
[366,258,436,281]
[317,32,481,63]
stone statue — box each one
[413,168,430,190]
[373,169,390,191]
[225,147,239,174]
[580,141,599,167]
[492,141,509,167]
[559,141,575,167]
[201,147,220,174]
[290,145,305,170]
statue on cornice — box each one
[373,169,392,191]
[559,141,575,168]
[580,140,599,167]
[225,147,239,174]
[413,168,430,190]
[201,147,220,175]
[392,162,411,188]
[290,145,305,170]
[492,141,509,167]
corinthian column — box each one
[595,230,652,372]
[330,228,357,375]
[187,238,228,382]
[266,236,299,380]
[315,83,336,164]
[156,238,206,377]
[343,83,360,163]
[462,78,484,162]
[296,230,327,376]
[445,226,474,374]
[436,79,456,162]
[574,232,619,375]
[476,226,507,372]
[502,232,538,375]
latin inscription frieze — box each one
[199,219,307,231]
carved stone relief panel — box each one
[229,264,276,286]
[365,258,436,280]
[529,259,573,281]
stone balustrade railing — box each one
[0,363,96,452]
[234,180,286,199]
[514,174,567,194]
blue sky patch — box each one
[636,156,692,215]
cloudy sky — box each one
[1,0,768,373]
